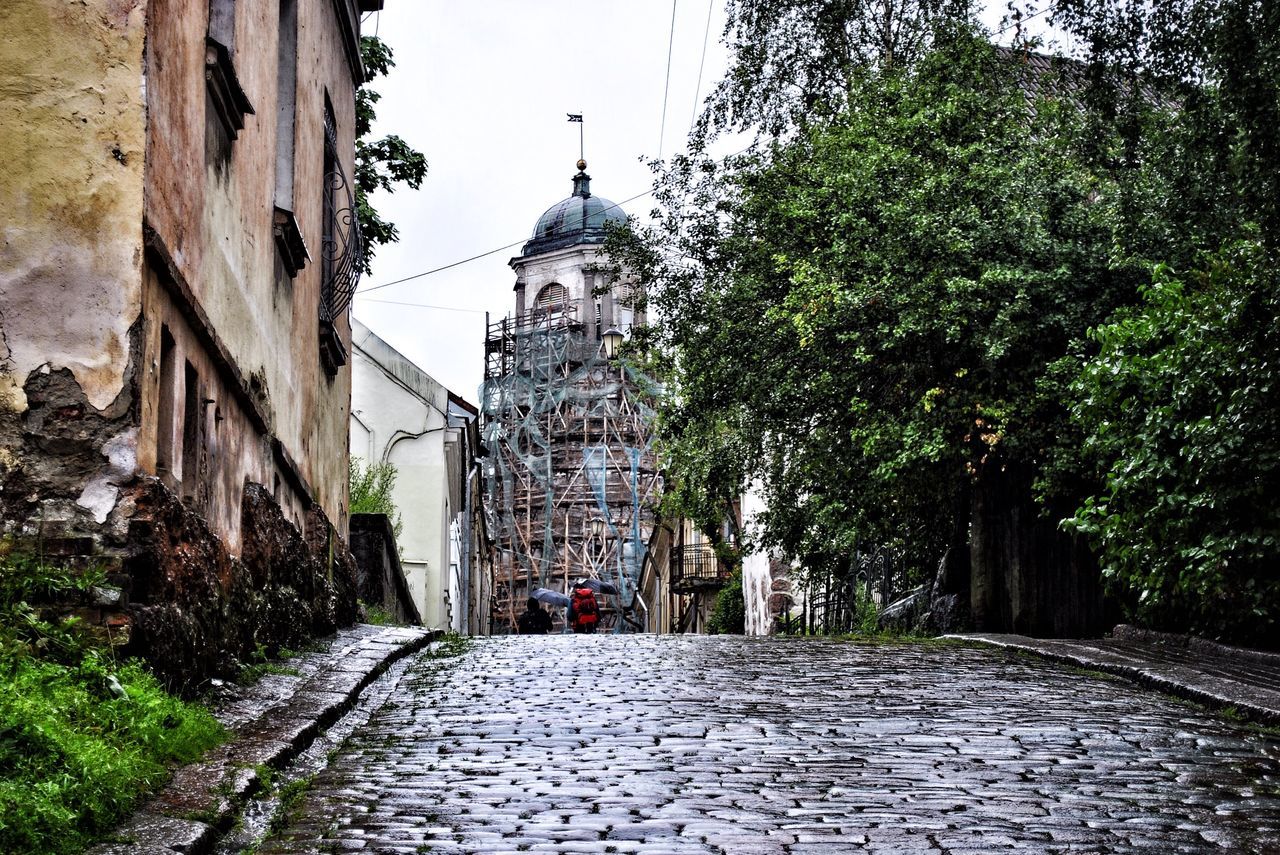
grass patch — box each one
[267,773,317,836]
[361,601,396,626]
[0,554,225,854]
[236,662,303,685]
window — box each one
[181,361,200,490]
[272,0,307,277]
[536,283,568,311]
[205,0,253,158]
[156,326,177,475]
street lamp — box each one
[601,327,624,360]
[589,516,606,540]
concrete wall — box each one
[350,513,421,626]
[0,0,146,434]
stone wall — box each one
[349,513,421,627]
[84,480,357,693]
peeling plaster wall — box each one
[142,0,358,536]
[0,0,147,414]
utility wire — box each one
[356,297,487,314]
[357,188,657,295]
[993,2,1056,37]
[690,0,715,131]
[358,6,1052,302]
[658,0,678,158]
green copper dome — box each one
[523,163,627,257]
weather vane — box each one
[567,113,584,163]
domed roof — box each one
[522,162,627,257]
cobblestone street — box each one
[257,636,1280,854]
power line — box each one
[690,0,715,131]
[355,297,487,314]
[658,0,678,158]
[358,5,1050,302]
[993,2,1056,37]
[356,188,657,295]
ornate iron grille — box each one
[320,107,362,325]
[670,544,726,592]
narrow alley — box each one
[254,636,1280,854]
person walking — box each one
[567,582,600,634]
[517,596,553,635]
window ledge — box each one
[205,37,254,140]
[273,206,309,277]
[319,318,348,377]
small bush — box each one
[707,568,746,634]
[349,457,403,540]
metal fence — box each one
[783,546,913,635]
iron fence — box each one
[790,545,913,635]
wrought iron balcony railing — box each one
[670,544,728,593]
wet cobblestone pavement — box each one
[255,635,1280,854]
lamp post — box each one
[601,327,624,360]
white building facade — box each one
[350,319,486,631]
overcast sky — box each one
[351,2,1058,403]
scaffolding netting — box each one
[480,308,662,633]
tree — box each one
[349,456,402,540]
[1049,0,1280,249]
[694,0,977,147]
[615,29,1150,633]
[1066,239,1280,645]
[1033,0,1280,644]
[355,36,427,275]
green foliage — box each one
[616,30,1145,578]
[696,0,977,145]
[707,569,746,634]
[349,456,403,541]
[361,601,395,626]
[1051,0,1280,247]
[356,36,427,275]
[1066,240,1280,644]
[850,584,882,636]
[0,557,225,854]
[610,0,1280,646]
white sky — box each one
[351,2,1057,403]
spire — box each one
[572,159,591,198]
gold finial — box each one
[576,159,587,171]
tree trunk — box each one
[969,460,1105,637]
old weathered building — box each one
[481,161,660,633]
[0,0,379,687]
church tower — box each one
[481,161,660,633]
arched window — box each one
[535,283,568,311]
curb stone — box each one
[86,624,440,855]
[948,626,1280,727]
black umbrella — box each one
[531,587,571,608]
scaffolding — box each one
[480,306,661,633]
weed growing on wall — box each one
[349,456,403,540]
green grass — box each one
[362,601,396,626]
[0,555,225,854]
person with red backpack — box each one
[567,581,600,633]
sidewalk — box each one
[86,624,438,855]
[951,624,1280,727]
